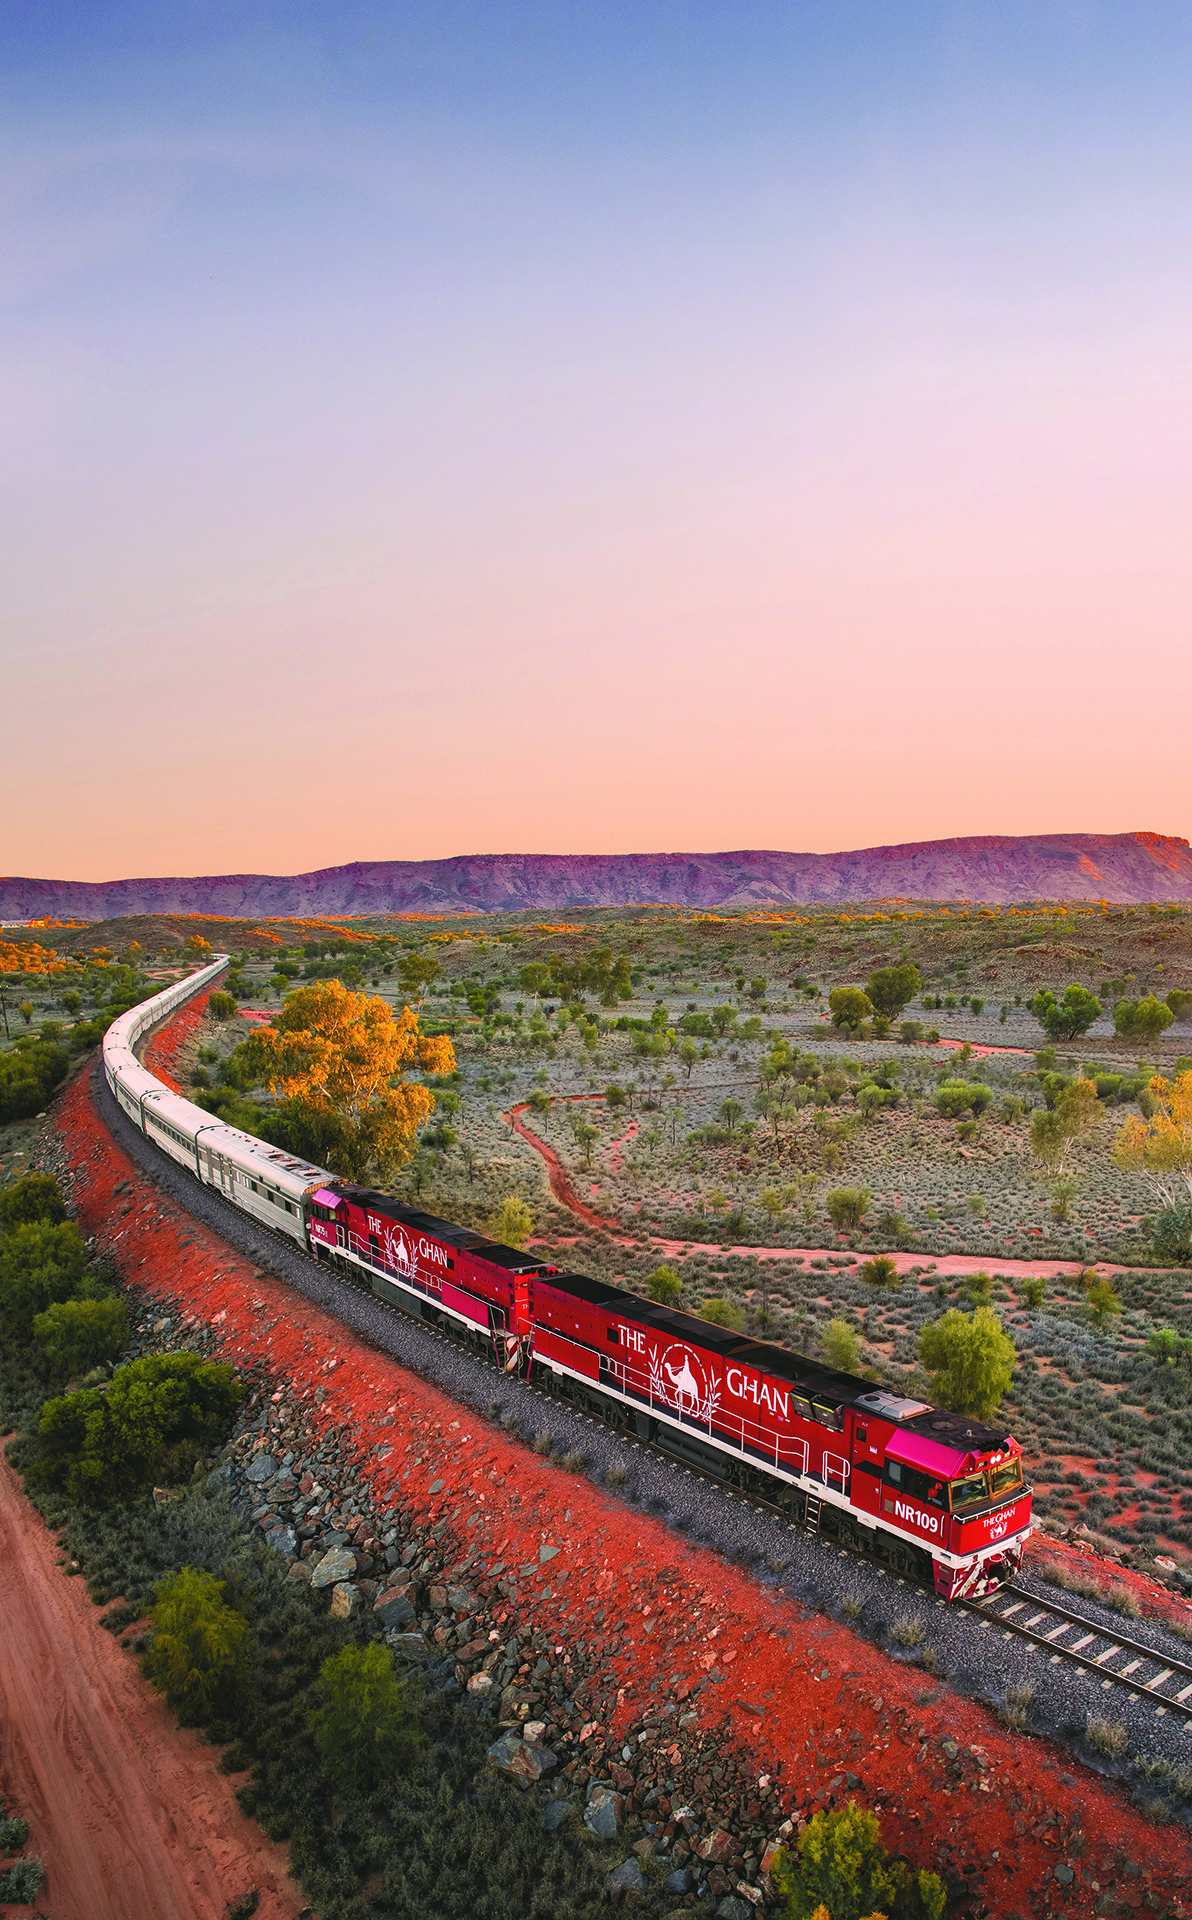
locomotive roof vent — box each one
[854,1391,932,1423]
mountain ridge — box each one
[3,832,1191,920]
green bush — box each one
[822,1317,861,1374]
[1153,1207,1192,1264]
[1029,985,1101,1041]
[1114,995,1175,1043]
[0,1172,67,1228]
[308,1642,422,1790]
[0,1038,69,1122]
[29,1351,243,1503]
[0,1858,45,1903]
[825,1186,871,1230]
[32,1295,129,1376]
[773,1801,945,1920]
[935,1079,992,1118]
[141,1566,252,1721]
[0,1220,89,1334]
[644,1263,682,1306]
[699,1296,745,1331]
[207,991,238,1020]
[918,1306,1015,1420]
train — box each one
[103,958,1032,1602]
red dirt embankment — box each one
[37,1060,1192,1915]
[0,1454,301,1920]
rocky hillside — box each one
[4,831,1190,919]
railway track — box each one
[959,1581,1192,1719]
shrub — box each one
[207,991,238,1020]
[141,1567,252,1721]
[1114,995,1175,1043]
[0,1813,29,1849]
[487,1196,534,1250]
[644,1263,682,1306]
[0,1220,88,1334]
[918,1306,1015,1419]
[891,1615,923,1648]
[0,1858,45,1902]
[935,1079,991,1119]
[0,1038,69,1122]
[822,1317,861,1375]
[1153,1207,1192,1264]
[866,964,920,1021]
[860,1255,898,1287]
[29,1351,243,1503]
[700,1296,745,1331]
[1168,989,1192,1023]
[825,1187,871,1230]
[32,1295,129,1376]
[309,1643,422,1790]
[1020,1278,1046,1309]
[900,1020,924,1043]
[0,1172,66,1228]
[772,1800,945,1920]
[828,988,874,1035]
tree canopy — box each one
[240,979,455,1181]
[828,988,873,1035]
[918,1306,1015,1420]
[141,1567,252,1721]
[865,962,920,1021]
[1114,1069,1192,1210]
[1113,994,1175,1043]
[29,1351,243,1503]
[1029,1077,1099,1176]
[1028,984,1101,1040]
[309,1643,422,1789]
[774,1801,945,1920]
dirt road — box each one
[0,1457,303,1920]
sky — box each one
[3,1,1192,880]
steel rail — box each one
[957,1580,1192,1716]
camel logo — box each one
[391,1230,414,1278]
[986,1511,1009,1540]
[650,1343,720,1426]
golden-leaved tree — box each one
[242,979,455,1182]
[1114,1069,1192,1210]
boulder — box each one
[447,1586,475,1612]
[388,1632,430,1660]
[286,1561,314,1584]
[245,1453,277,1485]
[467,1672,494,1692]
[311,1545,357,1588]
[543,1800,569,1832]
[696,1828,736,1864]
[665,1869,694,1895]
[604,1856,646,1901]
[716,1900,753,1920]
[585,1784,624,1839]
[264,1525,297,1560]
[329,1582,359,1620]
[373,1589,417,1630]
[487,1733,558,1784]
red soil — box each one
[0,1455,302,1920]
[141,986,218,1094]
[32,1058,1192,1913]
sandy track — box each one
[0,1458,303,1920]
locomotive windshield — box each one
[949,1471,991,1513]
[990,1458,1024,1498]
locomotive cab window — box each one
[606,1328,619,1342]
[990,1459,1023,1498]
[855,1425,868,1447]
[949,1471,990,1513]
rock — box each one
[759,1843,785,1876]
[311,1545,357,1588]
[264,1524,298,1559]
[696,1828,735,1864]
[941,1740,959,1761]
[389,1632,430,1659]
[540,1544,559,1564]
[373,1589,417,1630]
[735,1887,764,1908]
[152,1487,181,1507]
[665,1869,694,1895]
[585,1784,624,1839]
[523,1720,546,1744]
[715,1899,752,1920]
[605,1856,646,1902]
[206,1463,234,1491]
[487,1733,558,1784]
[245,1453,277,1485]
[706,1867,733,1899]
[1055,1866,1075,1886]
[543,1799,569,1831]
[467,1672,494,1692]
[329,1582,359,1620]
[447,1586,475,1611]
[286,1560,313,1584]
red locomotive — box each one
[309,1185,1030,1600]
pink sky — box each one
[4,6,1191,879]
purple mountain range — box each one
[3,834,1190,921]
